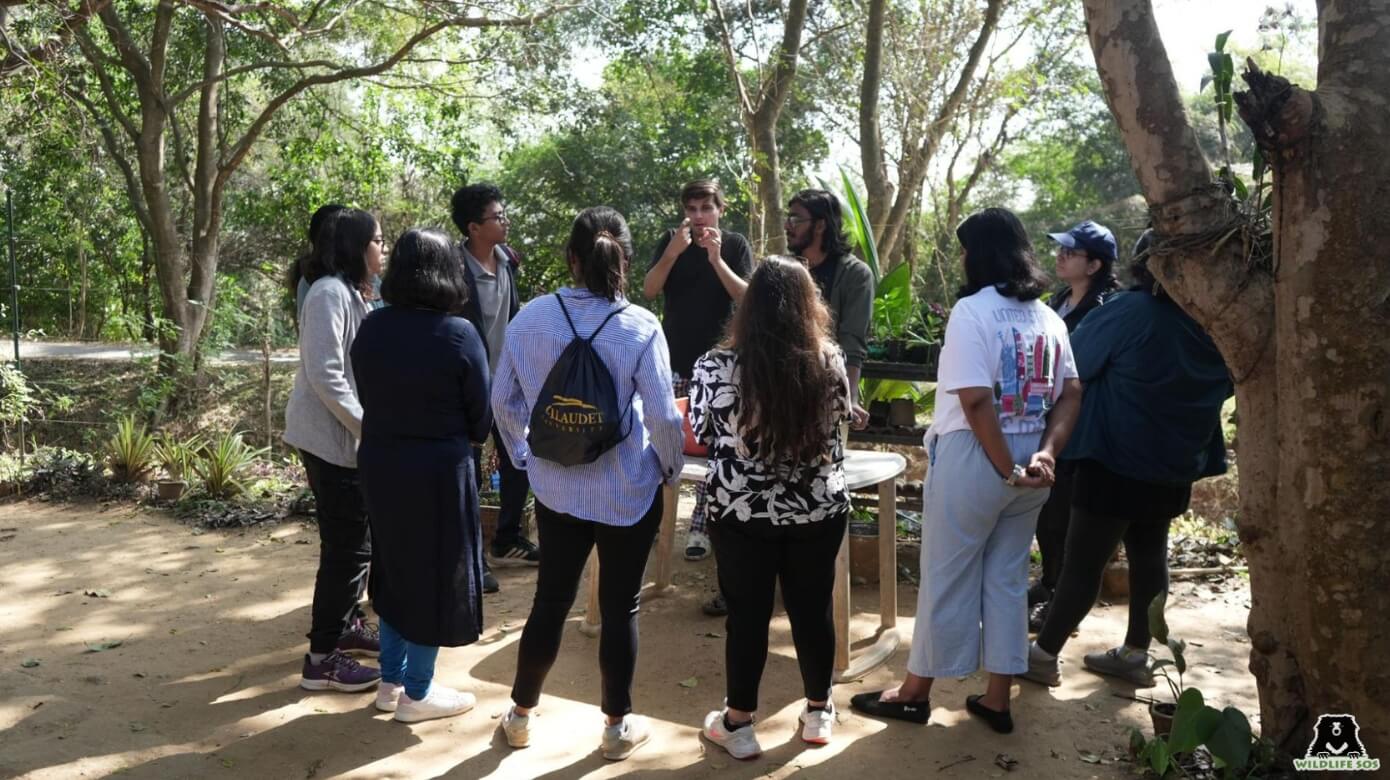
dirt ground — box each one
[0,496,1258,780]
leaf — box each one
[84,640,124,653]
[1077,750,1101,764]
[1206,706,1253,769]
[994,753,1019,770]
[839,167,881,280]
[1148,591,1170,644]
[1148,737,1171,776]
[1215,30,1233,53]
[1167,639,1187,674]
[84,589,110,598]
[1200,75,1213,93]
[20,658,40,668]
[1168,690,1220,753]
[678,676,699,688]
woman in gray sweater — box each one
[283,207,387,692]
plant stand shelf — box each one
[849,428,926,447]
[861,360,937,382]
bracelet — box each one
[1005,464,1026,486]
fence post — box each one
[6,190,23,462]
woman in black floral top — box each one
[690,256,851,759]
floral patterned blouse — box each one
[689,347,851,526]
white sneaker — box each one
[601,714,652,761]
[684,530,711,561]
[799,701,835,744]
[392,685,476,723]
[375,682,403,712]
[501,706,531,748]
[703,709,762,760]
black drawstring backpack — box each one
[527,294,635,466]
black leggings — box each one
[510,489,662,717]
[1033,461,1077,593]
[1035,504,1171,656]
[709,513,846,713]
[300,450,372,655]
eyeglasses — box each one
[784,215,812,227]
[480,213,510,224]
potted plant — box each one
[153,434,202,501]
[107,415,157,483]
[1130,591,1277,777]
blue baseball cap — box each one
[1048,220,1117,263]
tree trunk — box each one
[76,234,88,339]
[859,0,890,238]
[751,110,786,255]
[1082,0,1390,758]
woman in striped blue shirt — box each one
[491,206,685,761]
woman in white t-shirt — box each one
[851,208,1082,734]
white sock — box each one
[309,652,329,664]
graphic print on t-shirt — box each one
[994,326,1062,424]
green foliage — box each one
[23,446,104,499]
[192,431,268,499]
[153,433,203,482]
[838,168,881,279]
[869,262,921,344]
[0,364,41,428]
[106,415,156,482]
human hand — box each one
[696,226,722,262]
[850,404,870,430]
[1025,451,1057,486]
[668,218,693,255]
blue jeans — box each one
[379,619,440,700]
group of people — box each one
[279,176,1232,761]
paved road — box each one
[0,340,300,365]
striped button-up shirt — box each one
[491,287,685,526]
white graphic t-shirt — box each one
[930,285,1077,438]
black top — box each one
[810,253,840,301]
[1049,282,1111,333]
[650,228,754,379]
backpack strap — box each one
[553,293,628,342]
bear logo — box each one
[1307,714,1367,760]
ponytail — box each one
[566,207,632,301]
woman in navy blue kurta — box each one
[351,228,493,723]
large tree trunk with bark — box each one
[1082,0,1390,759]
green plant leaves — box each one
[1206,706,1253,769]
[1148,591,1170,644]
[1168,688,1221,753]
[191,431,269,500]
[838,167,881,280]
[1147,736,1171,776]
[107,415,157,482]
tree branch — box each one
[71,23,138,142]
[0,0,111,77]
[708,0,755,119]
[217,3,574,188]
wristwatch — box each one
[1005,464,1027,486]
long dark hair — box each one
[723,256,842,465]
[380,229,469,314]
[305,208,376,294]
[1128,229,1170,300]
[789,189,853,258]
[287,203,346,301]
[1079,252,1121,302]
[566,206,631,301]
[956,207,1049,301]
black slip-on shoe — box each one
[965,694,1014,734]
[849,691,931,724]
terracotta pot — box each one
[848,524,879,584]
[889,398,916,427]
[1150,701,1176,737]
[156,479,187,502]
[1101,560,1130,600]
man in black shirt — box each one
[643,180,753,568]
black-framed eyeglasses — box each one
[480,213,509,224]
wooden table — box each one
[580,448,908,682]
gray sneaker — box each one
[601,715,652,761]
[1083,646,1155,687]
[1018,641,1061,687]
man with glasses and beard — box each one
[784,190,873,428]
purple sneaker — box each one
[300,650,381,692]
[336,619,380,657]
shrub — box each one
[107,415,156,482]
[153,433,203,481]
[192,431,268,499]
[0,363,40,428]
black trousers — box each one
[510,489,662,717]
[709,512,847,713]
[1033,460,1077,593]
[474,425,532,547]
[1035,504,1172,656]
[300,450,373,654]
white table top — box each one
[679,448,907,490]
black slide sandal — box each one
[965,694,1014,734]
[849,691,932,724]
